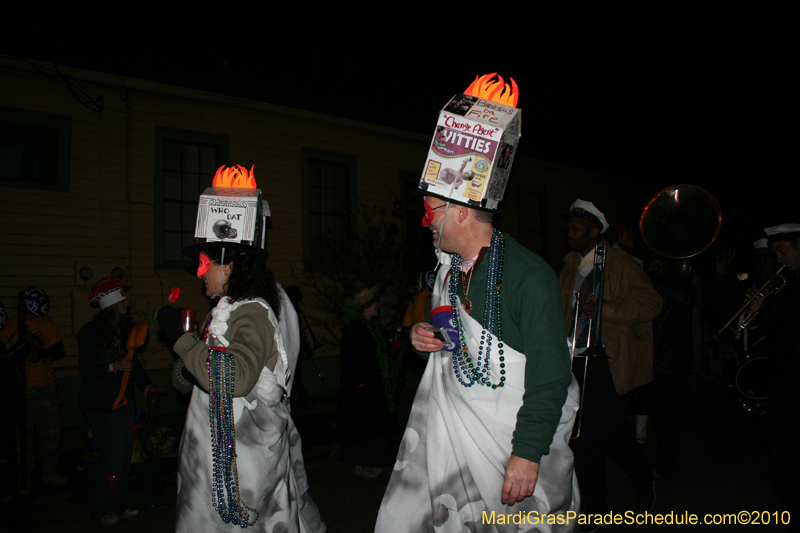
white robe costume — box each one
[376,254,580,533]
[176,290,324,532]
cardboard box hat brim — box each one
[183,240,269,261]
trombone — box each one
[716,266,786,337]
[571,242,609,440]
[570,291,585,439]
[581,241,609,358]
[570,185,722,440]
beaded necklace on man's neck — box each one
[459,246,489,314]
[449,228,507,389]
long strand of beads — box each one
[449,228,507,389]
[208,346,258,527]
[208,349,226,520]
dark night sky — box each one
[5,7,796,257]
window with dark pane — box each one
[0,108,70,190]
[307,158,351,269]
[0,121,57,185]
[161,141,219,263]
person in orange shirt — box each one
[0,300,41,529]
[394,270,434,398]
[0,287,67,488]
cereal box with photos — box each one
[419,73,521,211]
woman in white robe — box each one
[169,246,317,532]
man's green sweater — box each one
[448,233,571,463]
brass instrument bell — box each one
[640,184,722,259]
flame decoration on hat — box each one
[212,164,257,189]
[464,73,519,108]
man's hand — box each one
[746,287,771,314]
[581,296,599,319]
[501,455,539,505]
[411,323,444,352]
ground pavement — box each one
[7,370,790,532]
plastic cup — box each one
[181,310,197,332]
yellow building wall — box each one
[1,58,651,386]
[0,58,429,377]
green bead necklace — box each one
[449,228,506,389]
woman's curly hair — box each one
[205,248,281,319]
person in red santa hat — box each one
[77,276,159,527]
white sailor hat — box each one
[753,238,769,250]
[566,199,609,234]
[764,223,800,242]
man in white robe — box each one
[376,197,579,532]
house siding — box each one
[1,58,649,425]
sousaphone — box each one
[572,185,721,441]
[640,184,722,258]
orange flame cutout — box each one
[464,73,519,108]
[212,164,257,189]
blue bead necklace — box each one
[449,228,506,389]
[204,317,258,527]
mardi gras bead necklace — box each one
[449,228,506,389]
[204,316,258,527]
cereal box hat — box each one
[417,73,522,212]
